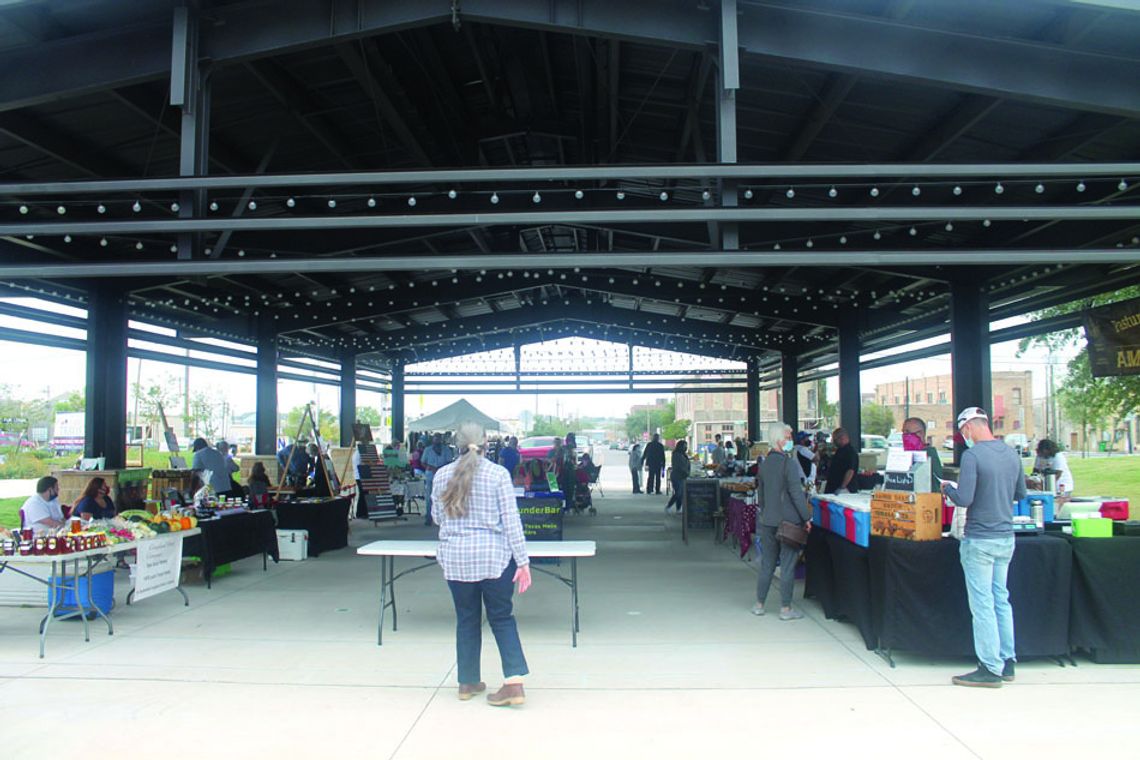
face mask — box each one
[782,440,794,453]
[964,435,975,449]
[902,433,924,451]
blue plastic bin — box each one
[50,570,114,619]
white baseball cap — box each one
[956,406,988,429]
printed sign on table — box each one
[133,535,183,602]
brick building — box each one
[675,382,828,446]
[873,371,1035,444]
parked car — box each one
[887,431,903,448]
[1004,433,1030,457]
[518,436,557,461]
[861,434,890,469]
[943,436,956,451]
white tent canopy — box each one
[408,399,501,432]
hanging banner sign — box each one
[1084,296,1140,377]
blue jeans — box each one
[959,535,1016,676]
[446,560,529,684]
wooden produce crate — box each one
[150,469,196,500]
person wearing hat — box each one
[191,437,234,498]
[793,431,816,485]
[942,407,1027,688]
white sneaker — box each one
[779,607,804,621]
[751,603,765,616]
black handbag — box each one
[777,520,808,550]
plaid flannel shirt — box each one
[432,456,530,582]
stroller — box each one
[571,462,602,516]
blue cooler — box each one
[1016,491,1055,523]
[50,570,114,619]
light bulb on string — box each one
[171,202,180,212]
[1076,181,1086,193]
[248,200,258,211]
[286,197,296,208]
[491,192,499,204]
[407,196,417,207]
[828,186,838,198]
[911,186,921,197]
[786,188,795,199]
[659,191,669,201]
[994,183,1004,194]
[328,199,337,208]
[18,205,27,215]
[209,201,219,211]
[56,205,66,215]
[1119,179,1129,192]
[1034,184,1045,194]
[873,230,881,240]
[574,189,584,200]
[532,192,542,204]
[952,186,962,196]
[448,189,458,199]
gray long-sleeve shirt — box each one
[756,450,811,528]
[945,440,1026,539]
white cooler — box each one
[275,529,309,561]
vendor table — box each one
[0,529,200,657]
[357,540,597,647]
[275,497,351,557]
[183,510,279,588]
[806,530,1071,663]
[1064,534,1140,663]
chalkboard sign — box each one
[884,470,915,492]
[517,497,562,565]
[683,478,720,544]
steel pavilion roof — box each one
[0,0,1137,382]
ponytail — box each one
[439,422,486,518]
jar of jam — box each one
[46,536,58,555]
[2,536,14,555]
[19,538,31,556]
[33,536,45,555]
[59,536,71,554]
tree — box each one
[283,405,339,443]
[356,406,383,427]
[530,415,569,437]
[815,379,838,429]
[188,390,220,441]
[133,375,179,442]
[861,402,895,437]
[662,417,691,440]
[54,391,85,414]
[1057,351,1134,457]
[624,401,677,441]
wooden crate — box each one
[51,468,152,510]
[150,469,196,500]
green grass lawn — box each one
[1063,456,1140,506]
[0,496,24,530]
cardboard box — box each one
[871,491,943,541]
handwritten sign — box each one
[133,535,183,602]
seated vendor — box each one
[73,476,116,520]
[1031,439,1073,494]
[902,416,943,490]
[22,476,64,530]
[247,461,272,506]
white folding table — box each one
[357,540,597,647]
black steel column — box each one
[717,0,740,250]
[950,279,992,463]
[838,318,861,442]
[339,350,356,447]
[746,360,761,442]
[85,285,128,468]
[390,363,405,445]
[254,315,278,455]
[781,352,799,429]
[171,5,209,260]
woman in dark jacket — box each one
[664,440,691,513]
[73,476,116,520]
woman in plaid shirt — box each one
[432,422,532,707]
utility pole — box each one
[904,376,910,420]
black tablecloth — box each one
[806,531,1071,658]
[275,498,351,557]
[183,510,279,583]
[1065,535,1140,663]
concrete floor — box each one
[2,465,1138,759]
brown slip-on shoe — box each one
[487,683,525,707]
[458,682,486,701]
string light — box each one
[659,191,669,201]
[869,187,879,197]
[448,189,458,199]
[952,186,962,196]
[408,196,417,207]
[786,188,795,199]
[994,183,1004,194]
[171,202,180,212]
[97,204,106,214]
[574,190,584,200]
[1034,184,1045,194]
[286,197,296,208]
[132,201,142,213]
[616,190,625,200]
[209,201,219,211]
[828,186,838,198]
[367,196,377,208]
[1119,179,1129,192]
[18,205,27,215]
[1076,181,1086,193]
[491,192,499,204]
[743,189,753,199]
[911,186,921,197]
[532,192,541,204]
[328,199,337,208]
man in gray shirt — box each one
[943,407,1027,688]
[752,424,812,621]
[191,437,234,498]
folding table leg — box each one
[389,556,398,631]
[377,556,388,645]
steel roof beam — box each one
[1,248,1137,281]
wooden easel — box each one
[337,422,374,487]
[277,403,338,495]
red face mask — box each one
[902,433,924,452]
